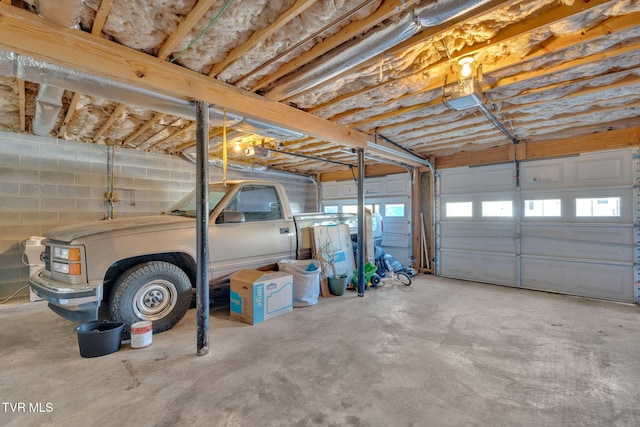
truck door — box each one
[209,184,294,281]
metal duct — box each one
[0,50,243,127]
[265,0,491,101]
[32,0,83,136]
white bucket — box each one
[130,321,152,348]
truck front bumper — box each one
[29,272,102,322]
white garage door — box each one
[321,174,412,266]
[437,149,638,303]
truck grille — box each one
[43,245,51,271]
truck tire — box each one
[109,261,192,334]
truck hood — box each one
[44,215,193,243]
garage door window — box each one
[482,201,513,217]
[384,203,405,217]
[524,199,561,217]
[576,197,620,217]
[445,202,473,217]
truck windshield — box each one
[167,185,229,218]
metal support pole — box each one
[195,100,210,356]
[357,148,366,297]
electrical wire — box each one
[0,284,30,305]
[170,0,234,63]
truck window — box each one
[225,185,283,222]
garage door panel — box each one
[522,258,633,303]
[440,250,516,286]
[440,222,516,252]
[521,224,633,262]
[437,149,636,303]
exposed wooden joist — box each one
[157,0,217,61]
[148,122,196,150]
[91,0,115,36]
[123,112,166,147]
[0,5,370,151]
[57,91,81,137]
[16,78,25,132]
[209,0,315,77]
[137,117,184,149]
[93,103,127,142]
[309,0,612,115]
[251,0,421,91]
[435,127,640,169]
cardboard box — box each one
[229,270,293,325]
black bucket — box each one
[75,321,124,358]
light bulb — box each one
[458,57,475,78]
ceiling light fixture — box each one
[458,56,475,78]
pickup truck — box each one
[29,180,369,334]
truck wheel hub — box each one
[133,280,178,321]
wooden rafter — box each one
[93,103,127,142]
[157,0,217,61]
[308,0,612,115]
[147,122,196,150]
[0,4,370,149]
[123,112,166,147]
[92,0,115,36]
[209,0,315,77]
[250,0,421,91]
[57,92,81,137]
[16,78,25,132]
[137,117,184,149]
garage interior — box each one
[0,0,639,425]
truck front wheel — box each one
[109,261,192,334]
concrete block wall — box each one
[0,130,316,303]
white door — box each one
[437,149,637,303]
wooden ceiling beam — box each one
[434,127,640,169]
[123,112,166,147]
[209,0,315,77]
[0,4,370,150]
[320,0,632,118]
[93,103,127,142]
[57,91,80,137]
[157,0,217,61]
[251,0,421,91]
[91,0,115,36]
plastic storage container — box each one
[76,321,124,358]
[277,259,321,307]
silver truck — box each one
[29,180,363,334]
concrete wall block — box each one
[0,225,40,240]
[21,211,60,226]
[0,182,19,196]
[75,197,106,212]
[20,183,58,197]
[147,168,171,180]
[0,239,24,255]
[0,212,20,224]
[121,165,147,179]
[0,137,40,157]
[0,196,40,211]
[20,156,59,171]
[42,144,76,161]
[58,185,91,198]
[0,168,39,184]
[77,146,107,163]
[41,171,75,185]
[113,176,135,189]
[75,173,107,187]
[59,211,103,225]
[59,158,92,173]
[0,153,20,168]
[41,197,77,210]
[170,170,192,182]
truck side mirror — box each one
[221,211,245,223]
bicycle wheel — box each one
[397,272,412,286]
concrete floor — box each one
[1,275,639,427]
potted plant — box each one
[313,241,348,296]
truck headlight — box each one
[53,247,81,261]
[51,245,83,276]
